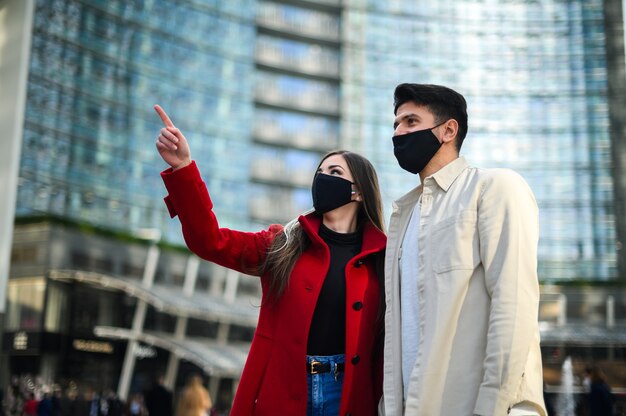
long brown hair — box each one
[259,150,385,301]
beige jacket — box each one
[381,157,546,416]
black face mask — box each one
[311,173,355,214]
[392,122,445,174]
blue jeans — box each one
[306,354,345,416]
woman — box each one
[154,105,386,416]
[175,375,212,416]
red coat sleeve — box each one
[161,161,283,274]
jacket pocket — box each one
[431,209,479,274]
[243,334,273,415]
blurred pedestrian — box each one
[103,391,123,416]
[127,393,147,416]
[543,386,555,416]
[23,392,38,416]
[50,388,62,416]
[175,375,211,416]
[587,366,615,416]
[144,374,173,416]
[36,392,54,416]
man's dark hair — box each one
[394,83,468,151]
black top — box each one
[144,383,173,416]
[588,381,615,416]
[307,223,363,355]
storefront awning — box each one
[540,323,626,346]
[49,269,260,327]
[94,326,249,378]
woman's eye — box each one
[330,168,342,175]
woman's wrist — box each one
[173,159,192,171]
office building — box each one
[1,0,260,410]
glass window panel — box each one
[6,278,46,331]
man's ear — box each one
[441,119,458,144]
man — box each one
[381,83,546,416]
[143,374,173,416]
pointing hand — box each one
[154,104,192,170]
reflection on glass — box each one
[6,278,46,331]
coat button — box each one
[351,355,360,365]
[354,260,364,268]
[352,301,363,311]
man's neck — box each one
[419,152,459,183]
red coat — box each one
[162,162,386,416]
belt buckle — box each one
[310,361,322,375]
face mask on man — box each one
[311,173,356,214]
[392,121,446,174]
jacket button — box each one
[352,301,363,311]
[354,260,364,268]
[351,355,360,365]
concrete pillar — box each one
[223,269,240,303]
[604,0,626,280]
[164,316,187,388]
[208,377,220,408]
[164,255,199,389]
[0,0,34,313]
[606,295,615,328]
[117,239,160,400]
[558,294,567,326]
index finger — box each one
[154,104,175,127]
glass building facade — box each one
[17,0,257,242]
[250,0,342,226]
[342,0,618,282]
[12,0,621,282]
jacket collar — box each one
[298,212,386,254]
[394,156,469,209]
[429,156,469,192]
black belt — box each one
[307,361,345,375]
